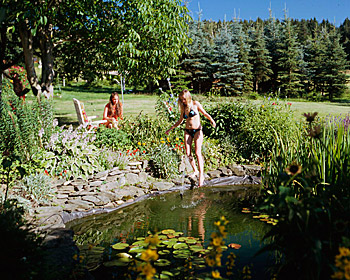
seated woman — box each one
[103,92,123,128]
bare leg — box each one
[184,131,198,174]
[194,130,204,187]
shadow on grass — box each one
[56,117,79,127]
[63,85,115,94]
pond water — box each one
[67,185,275,279]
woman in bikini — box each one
[166,89,216,187]
[103,92,123,128]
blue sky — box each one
[186,0,350,26]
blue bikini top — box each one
[183,108,197,119]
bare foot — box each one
[198,175,205,187]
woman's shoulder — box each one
[193,100,201,107]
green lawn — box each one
[48,85,350,125]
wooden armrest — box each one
[88,115,99,120]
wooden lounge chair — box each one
[73,98,107,127]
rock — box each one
[130,169,141,174]
[100,181,119,192]
[219,167,233,176]
[95,194,110,205]
[57,185,75,193]
[94,170,109,180]
[138,172,148,183]
[105,174,124,182]
[118,176,126,187]
[207,170,222,178]
[126,173,139,184]
[142,160,148,170]
[128,161,142,166]
[82,195,103,205]
[57,194,69,199]
[51,198,68,207]
[228,165,245,176]
[89,180,103,187]
[61,204,78,213]
[242,165,261,177]
[116,200,124,205]
[99,191,119,202]
[51,178,66,188]
[35,206,63,215]
[109,169,124,176]
[73,184,84,192]
[68,199,94,210]
[63,180,72,186]
[152,182,175,191]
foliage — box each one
[0,199,43,280]
[259,113,350,279]
[94,127,133,152]
[34,125,103,180]
[155,89,179,122]
[148,143,181,179]
[18,172,54,205]
[98,149,130,170]
[203,99,297,162]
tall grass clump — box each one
[259,113,350,279]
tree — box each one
[211,21,243,96]
[339,18,350,61]
[275,17,304,97]
[249,24,272,93]
[1,0,191,99]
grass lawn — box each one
[46,84,350,125]
[51,85,158,125]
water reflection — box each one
[67,186,273,279]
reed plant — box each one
[260,113,350,279]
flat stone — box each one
[116,200,124,205]
[95,194,110,205]
[109,170,124,176]
[35,206,63,214]
[219,167,233,176]
[82,195,106,206]
[57,194,69,199]
[89,181,103,187]
[94,170,109,180]
[62,204,78,213]
[118,176,126,187]
[70,179,87,186]
[152,182,174,191]
[207,170,222,178]
[138,172,148,183]
[51,178,66,188]
[73,185,84,192]
[130,169,141,174]
[125,173,139,184]
[110,167,120,172]
[63,180,72,186]
[99,191,118,202]
[100,181,119,192]
[105,174,124,182]
[51,198,68,207]
[142,160,148,170]
[228,164,245,176]
[242,165,261,176]
[68,199,94,209]
[57,185,75,193]
[128,161,142,166]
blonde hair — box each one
[178,90,192,112]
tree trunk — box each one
[38,24,55,98]
[18,20,41,100]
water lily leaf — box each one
[158,249,171,255]
[173,232,184,237]
[162,229,175,235]
[154,259,171,266]
[158,235,168,240]
[178,237,187,242]
[132,240,148,247]
[173,243,188,250]
[174,254,190,259]
[162,271,174,277]
[137,237,145,240]
[129,247,145,254]
[111,243,129,250]
[228,243,241,249]
[185,239,197,245]
[173,249,191,255]
[103,260,129,267]
[190,245,204,253]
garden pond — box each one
[66,185,276,279]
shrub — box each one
[94,126,133,151]
[148,143,181,179]
[18,172,54,205]
[98,149,130,170]
[34,125,103,179]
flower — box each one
[303,112,318,123]
[261,105,265,108]
[307,124,322,139]
[141,262,156,280]
[212,270,221,279]
[141,249,158,262]
[176,137,179,141]
[285,162,302,176]
[142,142,146,146]
[137,142,141,145]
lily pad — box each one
[116,252,132,259]
[158,235,168,240]
[158,249,171,255]
[103,259,129,267]
[132,240,148,247]
[154,259,171,267]
[174,254,190,259]
[173,249,191,255]
[162,229,176,235]
[111,242,129,250]
[185,239,197,245]
[173,243,188,250]
[129,247,145,254]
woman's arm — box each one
[103,105,113,121]
[196,101,216,127]
[165,116,184,135]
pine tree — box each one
[276,17,304,98]
[324,27,348,100]
[249,24,272,94]
[339,18,350,61]
[230,20,253,95]
[211,21,243,96]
